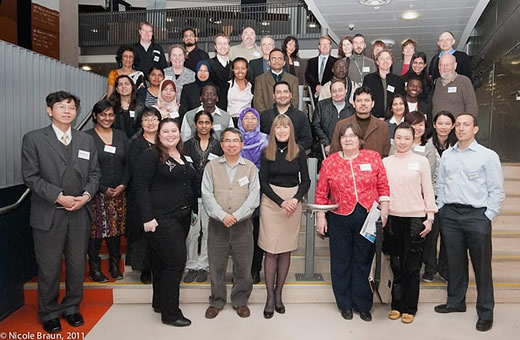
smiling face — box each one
[241,111,258,132]
[47,99,77,127]
[201,86,218,109]
[318,38,331,55]
[95,107,115,129]
[241,27,256,47]
[170,47,185,68]
[261,37,275,57]
[139,24,153,43]
[376,51,392,72]
[402,43,415,58]
[221,130,243,157]
[197,64,210,82]
[331,81,346,103]
[342,39,353,56]
[158,121,181,149]
[232,59,248,81]
[406,79,423,99]
[149,68,164,87]
[269,50,285,73]
[434,114,454,138]
[332,60,348,79]
[439,55,457,80]
[161,84,176,103]
[411,120,426,140]
[285,39,296,56]
[391,96,406,116]
[438,32,455,52]
[116,77,133,97]
[141,113,159,134]
[121,50,134,68]
[411,56,426,74]
[353,92,374,118]
[273,83,292,107]
[215,36,230,56]
[274,122,291,142]
[195,114,212,136]
[340,127,360,153]
[352,36,366,55]
[455,114,478,144]
[394,127,414,153]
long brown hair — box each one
[264,114,299,162]
[155,118,183,164]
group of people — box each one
[21,21,504,335]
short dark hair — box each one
[352,33,366,42]
[147,65,164,78]
[457,113,478,127]
[406,74,423,87]
[282,36,299,58]
[394,121,415,138]
[201,82,218,97]
[405,111,428,144]
[269,48,284,58]
[220,127,243,142]
[353,86,373,101]
[136,106,161,128]
[330,78,346,89]
[194,110,214,124]
[91,99,113,123]
[182,27,196,37]
[46,91,80,109]
[273,80,291,93]
[232,57,248,69]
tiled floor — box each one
[85,303,519,340]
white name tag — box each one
[129,110,135,118]
[153,50,160,54]
[414,145,426,153]
[448,86,457,93]
[238,176,249,187]
[213,124,222,131]
[253,51,261,57]
[165,75,174,81]
[208,153,219,161]
[362,66,370,73]
[78,150,90,160]
[467,171,480,180]
[184,155,193,163]
[360,164,372,171]
[153,56,160,62]
[387,85,395,93]
[294,61,300,67]
[104,145,116,154]
[408,163,420,170]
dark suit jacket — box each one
[247,57,269,85]
[362,72,406,119]
[253,71,299,114]
[429,50,472,81]
[208,56,231,110]
[22,125,101,230]
[305,55,337,95]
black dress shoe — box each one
[263,310,274,319]
[64,313,84,327]
[252,271,261,284]
[162,317,192,327]
[476,319,493,332]
[434,304,466,314]
[275,304,286,314]
[359,312,372,322]
[341,309,353,320]
[43,318,61,333]
[140,270,152,284]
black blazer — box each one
[208,57,231,111]
[429,50,472,81]
[305,55,337,94]
[363,72,406,119]
[179,82,203,118]
[247,57,268,85]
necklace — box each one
[278,146,288,153]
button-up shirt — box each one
[52,124,72,145]
[436,140,505,220]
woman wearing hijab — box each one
[153,79,180,120]
[179,60,212,119]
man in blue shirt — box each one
[429,31,472,81]
[434,113,505,332]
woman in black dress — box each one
[85,100,130,282]
[135,118,198,327]
[109,74,144,140]
[126,106,161,284]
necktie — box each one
[319,56,326,83]
[61,134,69,146]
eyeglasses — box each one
[55,104,76,111]
[242,116,258,121]
[222,139,242,144]
[142,117,159,123]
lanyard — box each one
[353,55,366,82]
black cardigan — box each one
[362,72,406,119]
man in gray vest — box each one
[201,127,260,319]
[22,91,100,333]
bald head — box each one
[438,54,457,80]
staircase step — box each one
[504,180,520,196]
[503,164,520,180]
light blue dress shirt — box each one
[436,140,505,220]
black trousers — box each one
[251,213,264,274]
[88,236,120,263]
[423,215,448,278]
[146,212,191,322]
[383,216,425,315]
[32,208,90,322]
[327,204,374,313]
[439,204,494,321]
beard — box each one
[184,42,196,47]
[440,72,452,80]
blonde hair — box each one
[264,114,299,162]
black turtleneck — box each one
[356,114,371,137]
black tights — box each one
[263,251,291,312]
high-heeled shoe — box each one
[275,303,285,314]
[263,309,274,319]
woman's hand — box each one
[144,219,158,232]
[316,212,327,236]
[380,201,389,227]
[112,185,125,198]
[191,213,198,226]
[420,219,433,238]
[281,198,298,217]
[104,188,115,198]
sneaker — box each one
[422,273,434,283]
[196,269,208,282]
[183,269,198,283]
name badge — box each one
[448,86,457,93]
[362,66,370,73]
[104,145,116,154]
[184,155,193,163]
[165,75,174,81]
[414,145,426,153]
[387,85,395,93]
[238,176,249,187]
[253,51,261,57]
[408,163,420,170]
[129,110,135,118]
[467,171,480,180]
[153,56,160,62]
[153,50,160,54]
[390,138,394,145]
[208,153,219,161]
[213,124,222,131]
[294,61,300,67]
[360,164,372,171]
[78,150,90,160]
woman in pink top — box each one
[315,123,390,322]
[382,122,437,324]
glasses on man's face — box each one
[341,134,358,140]
[55,104,76,111]
[222,139,242,144]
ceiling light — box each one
[402,10,419,20]
[358,0,392,7]
[81,66,92,71]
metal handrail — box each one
[0,94,103,217]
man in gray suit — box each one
[22,91,100,334]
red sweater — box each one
[315,150,390,215]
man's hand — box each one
[222,214,238,228]
[56,194,76,209]
[315,84,322,96]
[66,195,89,211]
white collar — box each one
[389,116,404,124]
[216,54,229,66]
[196,104,222,116]
[51,124,72,143]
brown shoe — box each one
[205,306,220,319]
[233,305,250,318]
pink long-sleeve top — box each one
[382,150,438,219]
[315,149,390,215]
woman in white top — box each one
[227,57,253,126]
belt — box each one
[446,203,476,209]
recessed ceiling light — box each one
[81,66,92,71]
[358,0,392,7]
[402,10,419,20]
